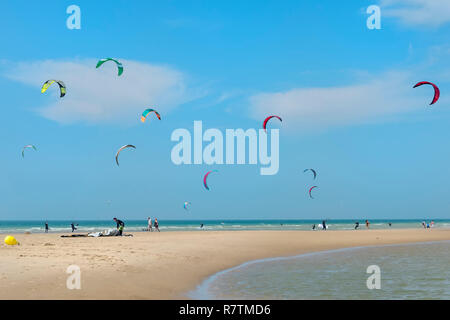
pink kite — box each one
[263,115,282,132]
[203,170,218,190]
[309,186,318,199]
[413,81,440,105]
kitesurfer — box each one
[114,218,125,236]
[147,217,153,232]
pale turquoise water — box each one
[191,241,450,300]
[0,219,448,233]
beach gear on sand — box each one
[60,229,133,237]
[4,235,18,245]
[89,229,122,237]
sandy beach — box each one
[1,228,449,300]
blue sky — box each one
[0,0,449,220]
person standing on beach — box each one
[71,222,77,232]
[355,222,359,230]
[154,218,160,232]
[322,220,327,230]
[113,218,125,236]
[147,217,152,232]
[365,220,370,229]
[45,221,49,233]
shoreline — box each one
[1,228,449,299]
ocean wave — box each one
[1,220,449,234]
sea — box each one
[189,240,450,300]
[0,219,448,234]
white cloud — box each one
[249,71,430,131]
[5,59,198,124]
[380,0,450,27]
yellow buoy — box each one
[4,235,18,246]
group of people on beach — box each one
[147,217,160,232]
[45,219,437,234]
[113,217,160,235]
[44,217,161,235]
[311,220,373,231]
[311,220,393,231]
[422,221,434,229]
[44,221,80,233]
[354,220,372,229]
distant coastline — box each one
[0,219,448,234]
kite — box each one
[22,145,37,158]
[203,170,218,190]
[96,58,123,76]
[41,80,66,97]
[183,201,191,210]
[141,108,161,123]
[263,115,282,132]
[413,81,440,105]
[115,145,136,166]
[304,169,317,179]
[309,186,318,199]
